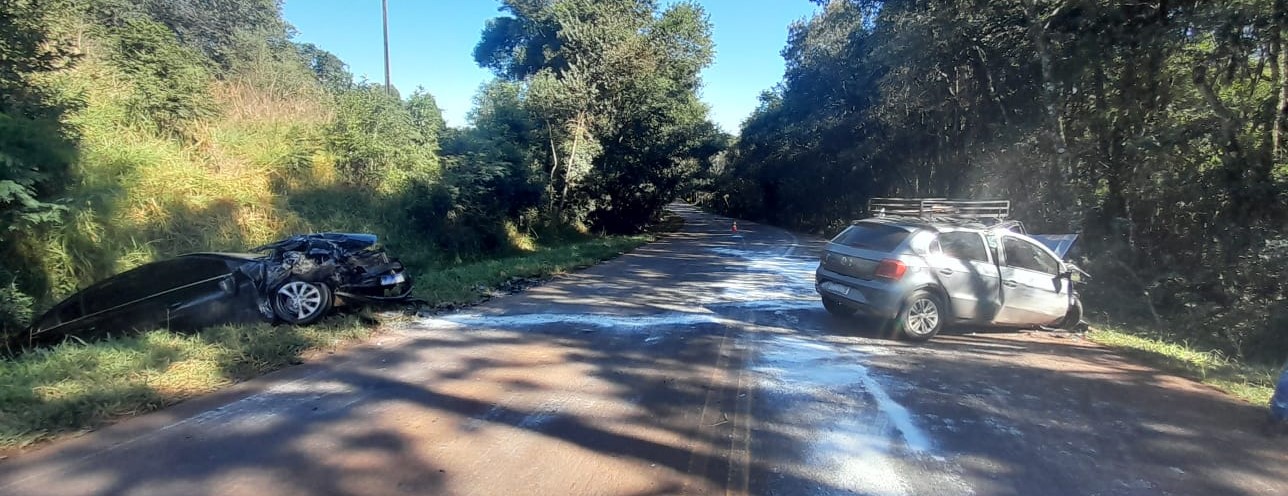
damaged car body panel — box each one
[22,233,413,348]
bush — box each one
[0,111,77,338]
[0,277,35,347]
[111,18,216,133]
[327,85,436,190]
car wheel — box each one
[822,297,854,319]
[1058,296,1083,330]
[896,290,945,341]
[272,279,333,325]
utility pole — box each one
[382,0,392,95]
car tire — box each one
[822,297,854,319]
[1058,296,1083,330]
[896,290,945,341]
[272,279,333,325]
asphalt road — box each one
[0,205,1283,495]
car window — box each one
[1002,237,1058,275]
[52,296,85,324]
[936,232,989,262]
[81,263,168,314]
[832,222,910,252]
[172,256,238,283]
[80,258,232,314]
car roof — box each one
[852,217,1073,259]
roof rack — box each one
[868,198,1010,220]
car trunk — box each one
[823,222,911,279]
[821,250,881,279]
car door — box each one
[62,262,177,338]
[86,258,234,331]
[137,256,244,329]
[994,235,1068,326]
[927,231,1001,322]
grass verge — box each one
[1088,325,1280,406]
[0,234,654,452]
[413,235,653,306]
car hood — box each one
[251,233,379,254]
[306,233,377,250]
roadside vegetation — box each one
[0,233,652,451]
[696,1,1288,384]
[1089,326,1279,406]
[1,0,713,448]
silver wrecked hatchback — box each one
[815,198,1085,340]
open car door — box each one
[1028,233,1078,258]
[994,235,1070,326]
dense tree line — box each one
[700,0,1288,361]
[464,0,727,233]
[1,0,722,340]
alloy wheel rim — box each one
[278,281,323,320]
[908,298,939,335]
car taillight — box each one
[875,259,907,280]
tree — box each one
[111,18,216,133]
[141,0,286,69]
[327,85,436,190]
[296,42,352,91]
[474,0,724,231]
[0,0,78,338]
[406,88,447,152]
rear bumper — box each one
[815,267,903,320]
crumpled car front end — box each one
[248,233,414,311]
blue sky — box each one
[282,1,819,132]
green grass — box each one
[0,316,374,450]
[1088,325,1280,405]
[413,235,653,305]
[0,234,653,451]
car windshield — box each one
[832,223,910,252]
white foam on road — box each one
[856,369,932,452]
[415,242,824,334]
[419,311,725,332]
[413,232,956,494]
[755,335,932,451]
[754,335,920,496]
[714,244,931,451]
[700,246,819,308]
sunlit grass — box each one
[1088,325,1279,406]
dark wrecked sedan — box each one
[21,233,413,348]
